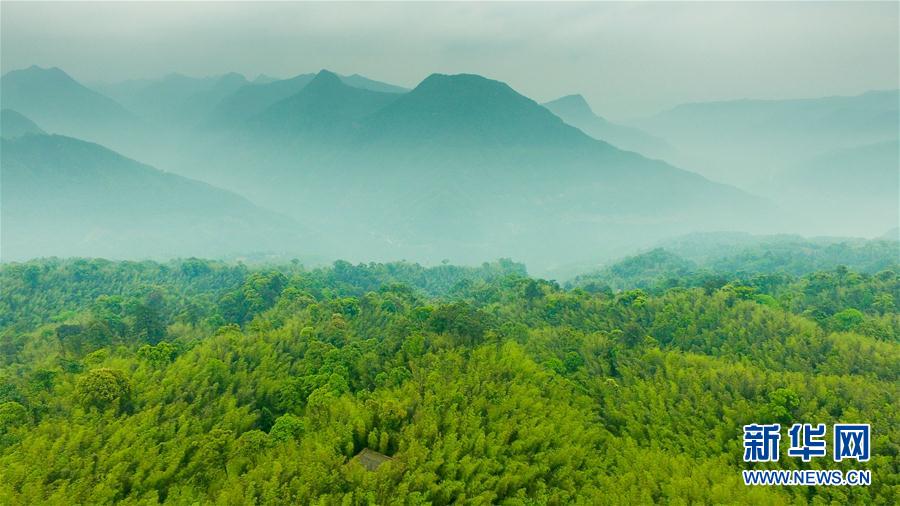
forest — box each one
[0,249,897,504]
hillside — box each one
[631,89,900,187]
[206,71,406,127]
[183,72,770,269]
[543,94,672,159]
[0,133,307,261]
[248,70,400,140]
[0,109,45,138]
[0,66,139,145]
[0,257,896,504]
[566,235,900,292]
[96,72,250,128]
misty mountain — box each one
[206,73,316,126]
[0,109,45,138]
[339,73,409,94]
[565,232,899,287]
[207,71,407,126]
[186,72,770,268]
[249,70,402,140]
[1,133,308,261]
[361,73,586,146]
[566,248,698,292]
[96,72,250,127]
[631,89,900,187]
[253,74,280,84]
[0,66,139,145]
[543,94,672,160]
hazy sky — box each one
[2,1,898,119]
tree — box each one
[76,368,131,412]
[829,308,865,332]
[0,401,28,431]
[269,414,305,442]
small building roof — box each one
[352,448,393,471]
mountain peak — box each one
[403,73,533,110]
[364,73,587,146]
[5,65,76,85]
[543,94,604,124]
[415,73,514,95]
[1,65,136,139]
[311,69,342,85]
[546,94,593,113]
[215,72,249,87]
[295,70,347,96]
[250,69,398,137]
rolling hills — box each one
[183,71,771,268]
[1,126,308,261]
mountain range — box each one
[0,66,140,147]
[95,72,251,128]
[630,89,899,188]
[2,65,892,269]
[543,94,672,160]
[0,110,306,261]
[0,108,45,137]
[176,70,769,267]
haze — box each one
[1,1,897,275]
[2,1,898,119]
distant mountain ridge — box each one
[543,94,672,159]
[185,71,770,268]
[0,109,45,138]
[361,73,591,147]
[1,132,308,261]
[248,70,400,140]
[95,72,250,128]
[10,64,885,270]
[0,66,139,143]
[208,71,408,127]
[630,89,900,187]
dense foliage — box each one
[0,255,897,504]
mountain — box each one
[0,109,45,138]
[339,73,408,94]
[96,72,250,127]
[566,248,698,292]
[187,72,770,269]
[206,71,406,127]
[361,73,592,147]
[0,133,308,261]
[631,89,900,187]
[207,73,317,126]
[249,70,401,139]
[0,66,139,144]
[543,94,672,159]
[253,74,280,84]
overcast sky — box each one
[2,1,898,119]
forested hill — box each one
[567,237,900,293]
[0,133,307,261]
[1,257,897,504]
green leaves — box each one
[0,258,897,504]
[76,368,131,412]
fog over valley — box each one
[1,4,899,504]
[1,1,897,277]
